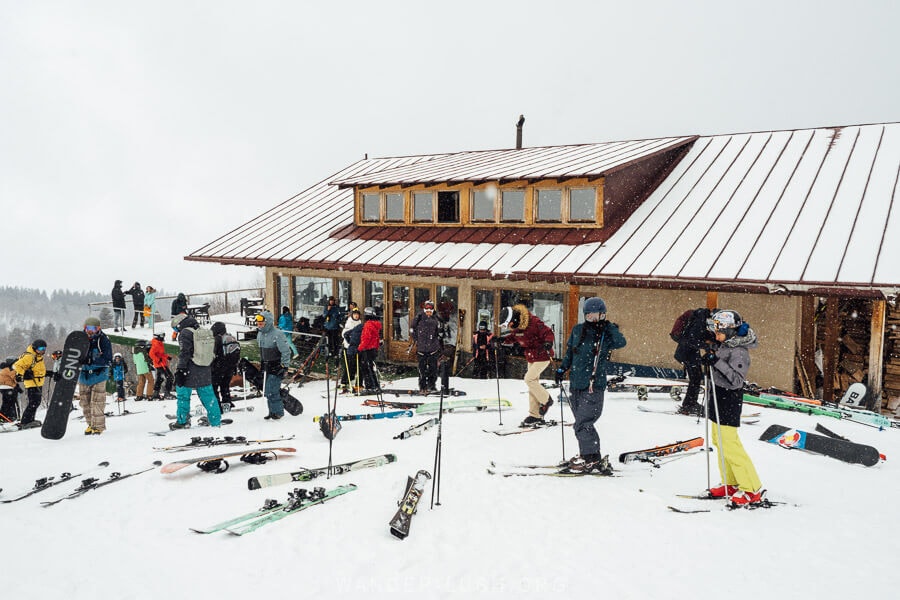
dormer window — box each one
[355,179,603,226]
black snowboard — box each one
[41,331,90,440]
[389,469,431,540]
[759,424,881,467]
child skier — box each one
[109,352,129,402]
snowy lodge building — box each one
[188,122,900,408]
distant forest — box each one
[0,287,108,358]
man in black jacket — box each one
[673,308,714,416]
[111,280,127,332]
[125,282,146,328]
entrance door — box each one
[386,284,411,360]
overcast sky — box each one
[2,0,898,297]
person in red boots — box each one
[149,333,175,400]
[358,307,383,392]
[702,309,766,508]
[498,304,555,426]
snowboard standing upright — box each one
[41,331,90,440]
[389,469,431,539]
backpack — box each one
[188,327,215,367]
[221,333,240,357]
[670,309,698,343]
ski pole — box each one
[708,363,729,499]
[493,342,503,426]
[430,385,444,509]
[703,367,711,491]
[558,382,568,464]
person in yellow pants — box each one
[701,309,765,507]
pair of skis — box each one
[153,435,296,453]
[1,461,110,503]
[247,453,397,490]
[41,461,162,507]
[192,484,357,535]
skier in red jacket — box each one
[499,304,556,426]
[358,307,383,391]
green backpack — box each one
[188,327,215,367]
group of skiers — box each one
[111,280,160,332]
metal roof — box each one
[330,136,696,187]
[187,122,900,295]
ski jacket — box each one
[125,285,145,309]
[559,321,626,391]
[149,338,170,369]
[255,311,291,371]
[12,347,47,389]
[80,331,113,386]
[174,315,212,388]
[673,308,713,364]
[111,283,126,309]
[410,312,442,354]
[0,365,17,389]
[278,312,294,333]
[342,316,362,349]
[109,359,128,382]
[472,331,494,360]
[500,305,555,363]
[144,290,156,312]
[322,304,342,331]
[343,323,363,357]
[358,318,382,352]
[170,293,188,317]
[708,327,758,391]
[133,349,151,375]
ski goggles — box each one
[34,346,46,353]
[254,314,266,324]
[84,325,100,333]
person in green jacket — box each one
[555,297,626,474]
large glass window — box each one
[391,285,410,341]
[436,286,459,345]
[362,193,380,221]
[336,279,352,311]
[501,190,525,222]
[569,188,596,221]
[275,275,290,313]
[293,276,332,324]
[475,290,495,332]
[472,189,495,221]
[385,193,404,222]
[365,281,385,320]
[413,192,433,222]
[536,188,562,222]
[499,289,564,357]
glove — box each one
[702,351,718,366]
[554,368,565,385]
[543,342,553,351]
[15,373,23,382]
[174,369,189,387]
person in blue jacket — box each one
[321,296,343,357]
[255,310,292,419]
[79,316,114,434]
[555,297,626,474]
[109,352,129,402]
[278,306,298,358]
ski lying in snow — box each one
[393,418,439,440]
[636,405,760,424]
[483,420,568,436]
[190,498,287,534]
[247,453,397,490]
[668,498,787,513]
[223,484,357,536]
[343,387,465,398]
[487,460,618,477]
[389,470,432,540]
[758,424,883,466]
[160,447,296,474]
[154,435,296,453]
[618,437,705,464]
[312,410,413,422]
[41,461,162,506]
[75,409,146,419]
[748,393,891,429]
[147,418,233,436]
[415,398,511,415]
[362,399,424,409]
[165,406,254,420]
[1,462,110,503]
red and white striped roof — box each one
[187,122,900,295]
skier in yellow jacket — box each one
[12,339,48,428]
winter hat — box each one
[364,307,376,317]
[171,314,188,330]
[583,297,607,315]
[211,322,227,336]
[113,352,122,359]
[114,280,122,286]
[32,339,47,351]
[350,307,361,317]
[153,333,165,341]
[478,321,488,330]
[84,316,102,328]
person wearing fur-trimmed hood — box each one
[498,303,556,426]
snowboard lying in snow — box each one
[758,424,883,466]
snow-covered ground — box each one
[2,374,898,599]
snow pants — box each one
[79,381,108,432]
[710,422,762,493]
[263,373,284,418]
[524,360,551,418]
[136,372,154,397]
[416,350,439,392]
[175,384,222,426]
[20,387,42,425]
[569,387,605,457]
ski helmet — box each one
[364,306,376,317]
[478,321,488,330]
[171,314,188,330]
[113,352,123,360]
[582,297,607,316]
[153,333,165,341]
[32,339,47,352]
[708,309,742,331]
[423,300,435,310]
